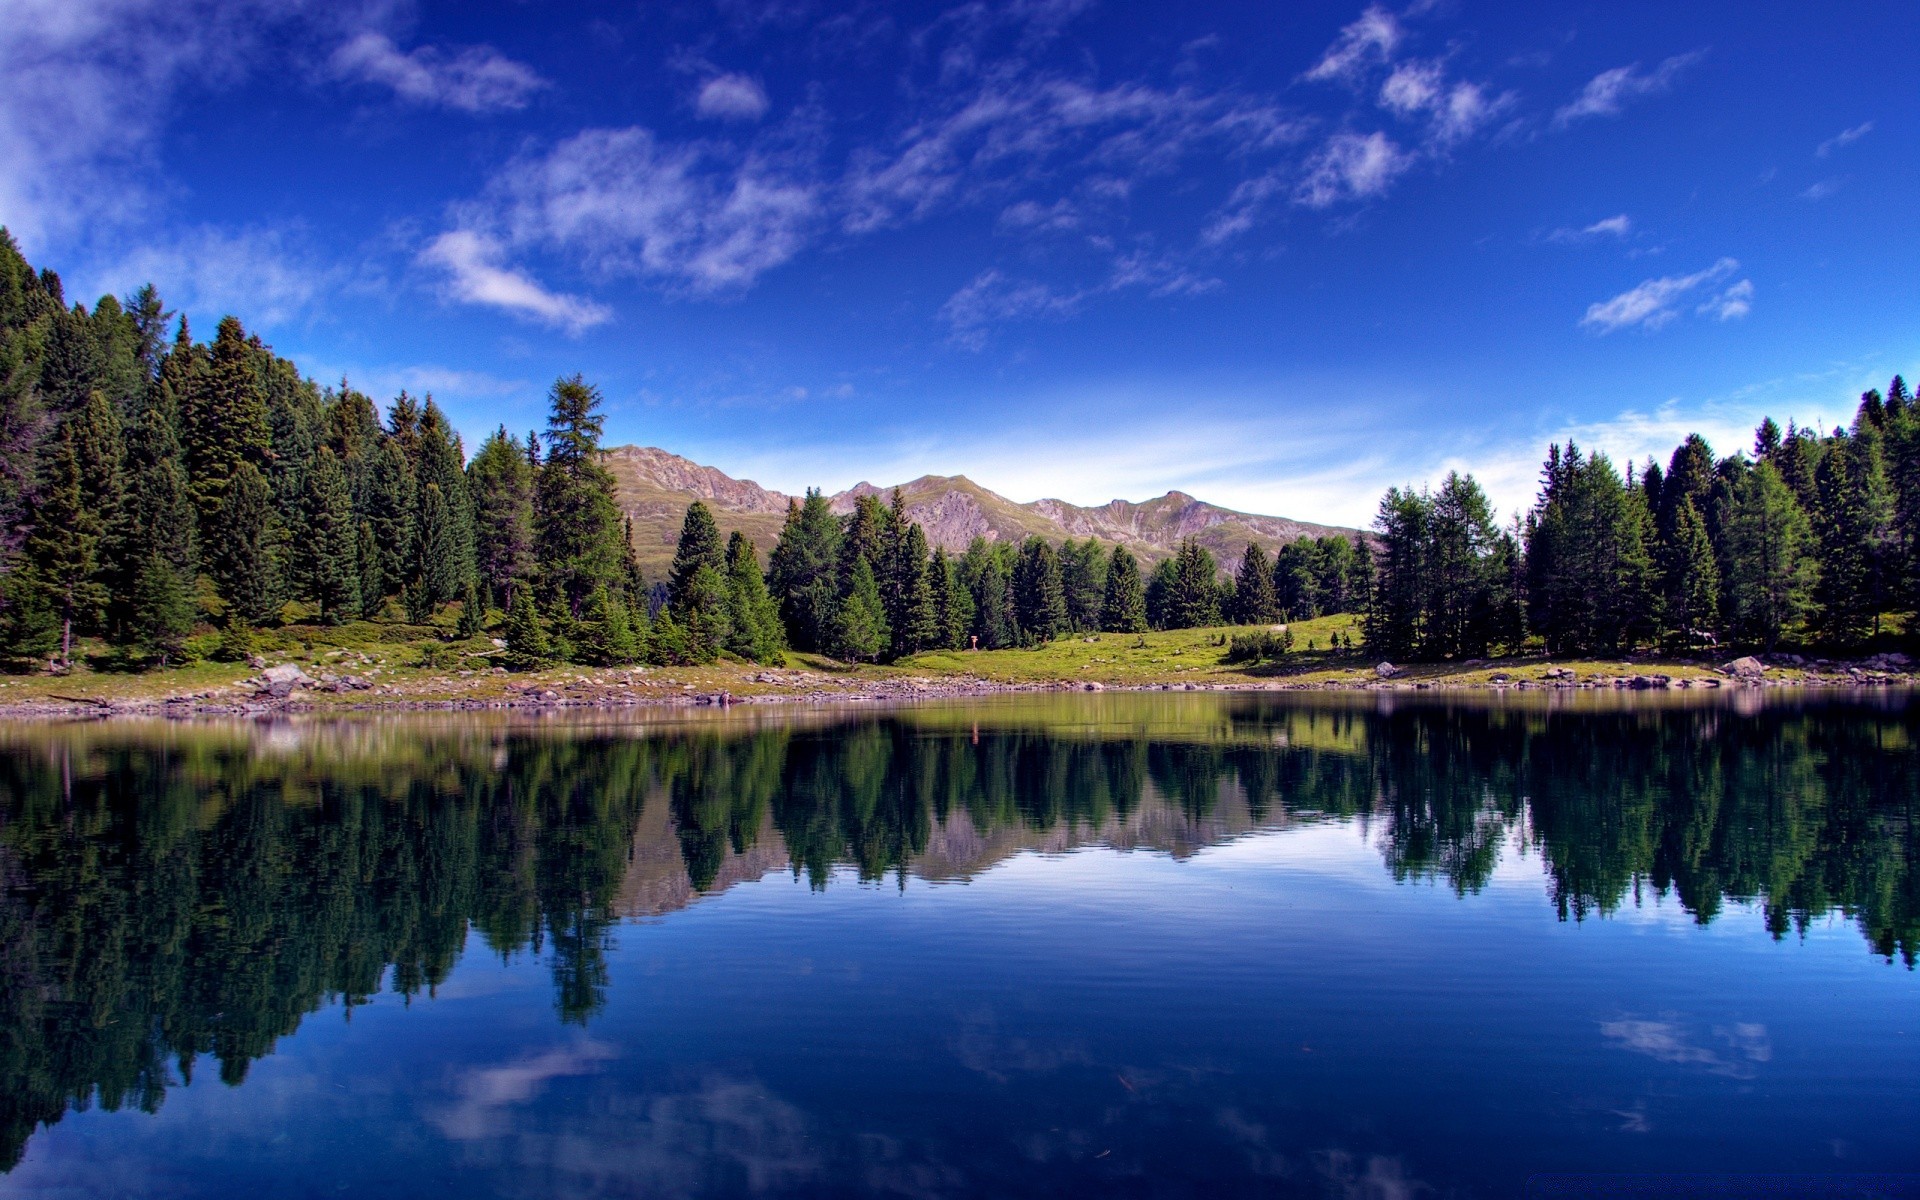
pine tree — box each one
[1524,444,1654,656]
[129,552,195,664]
[414,399,474,592]
[1364,487,1427,660]
[1100,544,1148,632]
[533,375,625,615]
[184,316,271,522]
[208,461,282,626]
[298,447,360,623]
[1425,472,1505,658]
[22,427,104,668]
[1719,460,1818,650]
[892,523,939,656]
[458,577,485,639]
[1164,539,1221,630]
[468,426,534,608]
[669,501,726,611]
[723,532,786,665]
[574,584,638,665]
[962,538,1015,648]
[932,548,974,648]
[1233,542,1277,625]
[767,491,842,652]
[1011,536,1067,645]
[1059,538,1109,631]
[832,555,890,662]
[1812,432,1894,646]
[1660,498,1719,652]
[364,437,416,598]
[411,480,465,612]
[501,585,550,670]
[355,522,385,618]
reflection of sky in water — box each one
[9,815,1918,1198]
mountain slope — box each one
[603,446,1360,581]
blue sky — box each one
[3,1,1914,525]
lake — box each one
[0,692,1915,1198]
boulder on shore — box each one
[1724,656,1766,679]
[1375,662,1399,678]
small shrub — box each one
[211,623,256,663]
[415,641,457,670]
[1224,628,1294,664]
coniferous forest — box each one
[0,230,1914,673]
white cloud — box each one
[1698,278,1753,321]
[329,32,547,113]
[939,269,1084,349]
[696,73,770,121]
[481,126,821,295]
[1546,213,1631,242]
[1304,5,1402,85]
[1553,50,1705,127]
[0,0,368,246]
[429,1042,617,1141]
[1801,178,1843,201]
[1295,131,1410,208]
[1379,60,1443,114]
[1380,61,1510,150]
[1600,1019,1770,1079]
[1579,257,1738,333]
[91,223,341,328]
[419,230,610,332]
[1815,120,1872,158]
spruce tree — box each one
[723,532,786,665]
[574,584,638,665]
[129,552,195,664]
[1101,544,1148,632]
[964,540,1016,647]
[458,578,485,639]
[1812,433,1893,645]
[1364,488,1427,660]
[298,447,360,624]
[893,523,940,656]
[679,563,733,664]
[932,548,974,648]
[1011,536,1067,645]
[1059,538,1108,632]
[355,522,385,618]
[767,491,842,652]
[22,427,104,667]
[669,501,726,611]
[415,399,474,592]
[208,461,282,626]
[184,316,271,522]
[533,376,625,615]
[1718,460,1818,650]
[1164,539,1221,629]
[1233,542,1277,625]
[832,556,890,662]
[1660,498,1719,652]
[501,586,550,670]
[362,436,416,597]
[412,481,463,611]
[468,426,535,607]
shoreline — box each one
[0,655,1911,720]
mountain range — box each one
[603,445,1361,581]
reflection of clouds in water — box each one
[429,1041,617,1140]
[1599,1017,1771,1078]
[495,1077,825,1197]
[1315,1149,1431,1200]
[948,1008,1091,1081]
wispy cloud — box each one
[696,73,770,121]
[1580,257,1741,333]
[328,32,547,113]
[419,230,610,332]
[429,1042,617,1140]
[1303,5,1402,85]
[1698,278,1752,321]
[1553,50,1705,127]
[1800,178,1843,202]
[91,223,348,328]
[1546,213,1631,243]
[1815,121,1872,158]
[1600,1018,1770,1078]
[1296,131,1411,208]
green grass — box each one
[899,614,1373,685]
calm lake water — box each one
[0,692,1915,1198]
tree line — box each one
[0,233,1373,673]
[1364,382,1920,660]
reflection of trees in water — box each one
[0,695,1915,1168]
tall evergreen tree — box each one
[723,532,786,665]
[1718,460,1818,650]
[21,426,104,667]
[1163,539,1221,629]
[412,481,463,613]
[668,501,726,611]
[208,461,282,626]
[1059,538,1109,631]
[501,586,550,670]
[533,375,625,615]
[414,399,474,592]
[184,316,271,522]
[832,556,890,662]
[468,426,535,608]
[1100,544,1148,633]
[1011,536,1067,645]
[1364,487,1428,660]
[892,523,940,656]
[1425,472,1507,658]
[299,447,361,624]
[363,437,416,598]
[121,384,199,655]
[767,491,842,652]
[1659,498,1720,652]
[1524,444,1654,656]
[931,548,974,649]
[1232,542,1278,625]
[963,538,1015,649]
